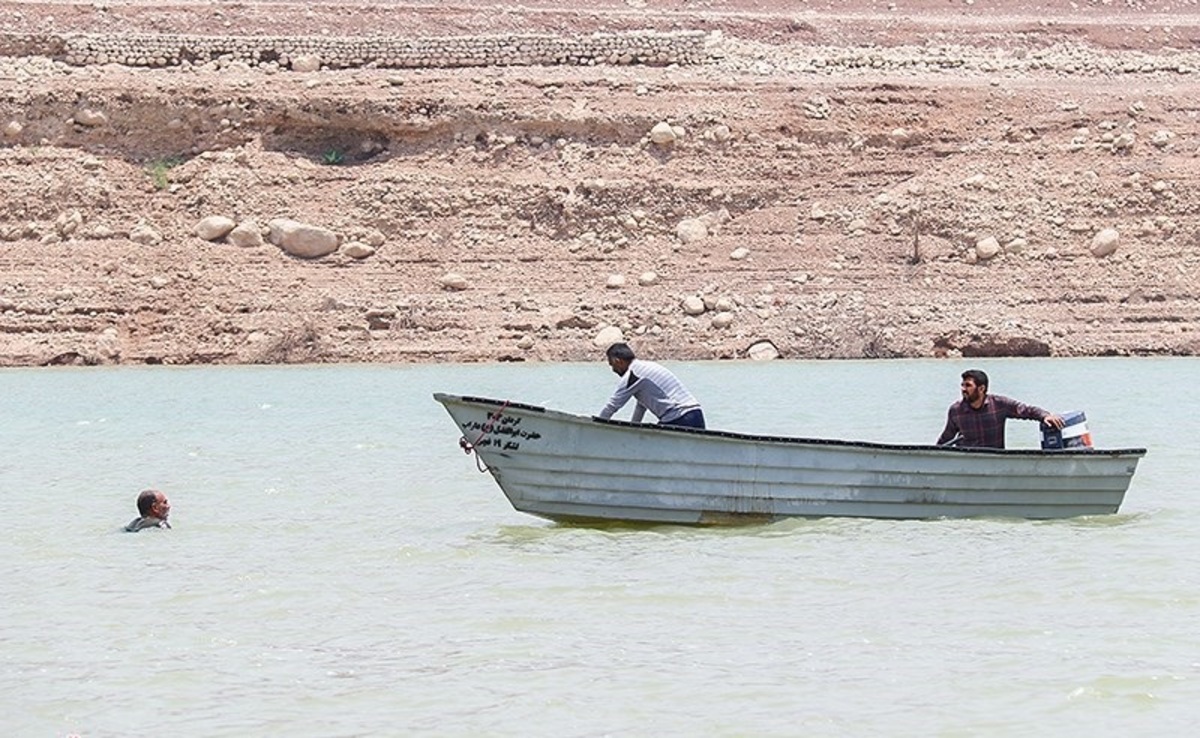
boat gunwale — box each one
[437,393,1148,458]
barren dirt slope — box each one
[1,0,1199,365]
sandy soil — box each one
[2,0,1200,365]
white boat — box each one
[434,393,1146,524]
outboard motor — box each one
[1041,410,1093,449]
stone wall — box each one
[0,33,65,58]
[0,30,708,70]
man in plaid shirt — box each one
[936,369,1064,448]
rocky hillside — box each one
[1,0,1199,365]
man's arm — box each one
[598,374,640,419]
[936,407,959,445]
[999,396,1065,429]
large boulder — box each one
[268,219,339,258]
[936,333,1051,357]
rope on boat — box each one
[458,400,510,472]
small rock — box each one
[593,325,624,347]
[96,327,120,361]
[74,109,107,127]
[605,274,626,289]
[711,311,735,329]
[553,311,596,330]
[291,55,322,72]
[366,308,394,331]
[228,221,264,248]
[56,210,83,237]
[747,340,779,361]
[341,241,375,259]
[649,121,677,146]
[681,295,706,316]
[730,247,750,261]
[638,271,659,286]
[360,228,386,247]
[1090,228,1120,257]
[3,120,22,138]
[699,208,731,229]
[803,95,830,119]
[129,224,161,245]
[196,215,236,241]
[1150,130,1174,148]
[961,173,986,189]
[439,272,470,291]
[975,236,1001,261]
[675,218,708,244]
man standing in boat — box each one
[937,369,1064,448]
[598,343,706,429]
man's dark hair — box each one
[606,343,636,362]
[136,489,159,516]
[962,369,989,389]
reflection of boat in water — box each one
[435,393,1147,525]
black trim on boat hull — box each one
[446,394,1147,458]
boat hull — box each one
[435,394,1146,524]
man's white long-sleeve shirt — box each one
[598,359,701,423]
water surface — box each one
[1,358,1196,737]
